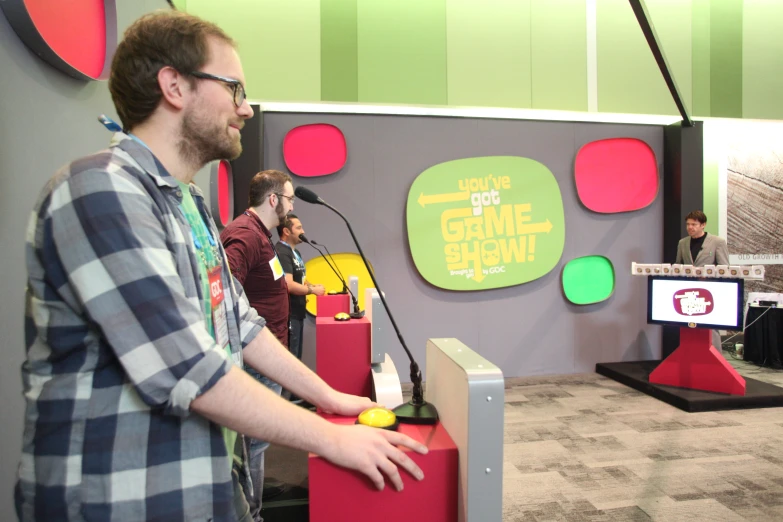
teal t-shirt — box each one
[178,182,237,465]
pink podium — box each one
[309,414,458,522]
[315,316,373,399]
[316,293,350,317]
[649,327,746,395]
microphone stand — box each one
[303,239,364,319]
[314,201,437,425]
[315,241,349,292]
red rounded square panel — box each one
[3,0,115,80]
[574,138,658,213]
[217,160,232,226]
[283,124,347,177]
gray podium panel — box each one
[425,338,504,522]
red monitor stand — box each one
[649,327,746,395]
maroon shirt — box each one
[220,210,289,346]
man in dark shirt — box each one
[275,214,325,402]
[220,169,294,514]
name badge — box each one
[208,266,229,351]
[269,255,285,281]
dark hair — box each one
[109,11,235,131]
[685,210,707,224]
[277,213,299,238]
[248,170,292,208]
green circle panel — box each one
[562,256,615,305]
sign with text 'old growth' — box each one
[407,157,564,291]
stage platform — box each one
[596,360,783,413]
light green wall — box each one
[178,0,783,120]
[445,0,531,108]
[743,0,783,120]
[596,0,690,115]
[185,0,321,101]
[357,0,447,104]
[321,0,358,102]
[531,0,587,111]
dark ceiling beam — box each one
[629,0,693,127]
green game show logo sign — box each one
[406,156,564,291]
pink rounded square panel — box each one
[217,160,232,225]
[283,124,347,177]
[574,138,658,213]
[3,0,115,80]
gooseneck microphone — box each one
[298,233,364,319]
[294,186,438,425]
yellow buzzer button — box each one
[334,312,351,321]
[327,290,339,295]
[356,407,399,430]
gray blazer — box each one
[675,234,729,266]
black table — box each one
[744,306,783,368]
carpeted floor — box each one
[262,352,783,521]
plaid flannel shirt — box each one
[16,133,266,521]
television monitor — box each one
[647,276,743,330]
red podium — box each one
[649,327,746,395]
[316,316,372,399]
[316,293,350,317]
[309,414,458,522]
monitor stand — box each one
[649,327,746,396]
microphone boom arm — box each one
[320,201,424,405]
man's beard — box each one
[178,106,242,168]
[275,200,287,224]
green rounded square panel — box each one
[406,156,565,291]
[562,255,615,305]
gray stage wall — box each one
[260,113,664,380]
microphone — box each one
[295,187,438,425]
[294,186,324,205]
[299,234,364,319]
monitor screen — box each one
[647,276,743,329]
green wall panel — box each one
[691,0,711,117]
[531,0,587,111]
[709,0,742,118]
[597,0,691,116]
[357,0,447,105]
[742,1,783,120]
[321,0,358,102]
[185,0,322,102]
[445,0,531,108]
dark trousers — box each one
[289,317,304,361]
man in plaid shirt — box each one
[16,10,426,522]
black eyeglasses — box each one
[274,193,295,203]
[189,71,247,107]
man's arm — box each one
[675,238,683,264]
[222,233,253,286]
[241,327,349,411]
[191,358,427,491]
[284,273,324,296]
[715,237,730,265]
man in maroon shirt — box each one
[220,169,295,515]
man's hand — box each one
[310,284,325,296]
[323,424,428,491]
[321,390,376,416]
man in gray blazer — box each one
[675,210,729,266]
[674,210,730,350]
